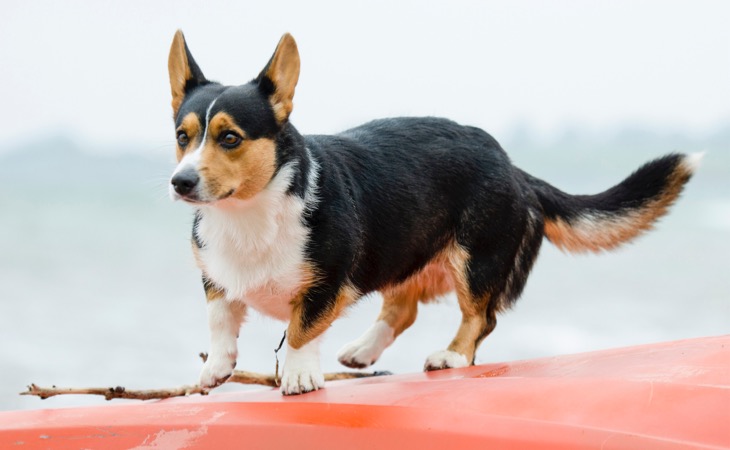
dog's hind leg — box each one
[338,262,452,369]
[423,296,498,370]
[424,243,497,370]
[425,209,543,370]
[336,290,417,369]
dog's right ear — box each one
[168,30,208,118]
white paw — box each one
[280,339,324,395]
[337,341,380,369]
[199,354,236,389]
[424,350,469,371]
[337,321,394,369]
[280,359,325,395]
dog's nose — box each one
[171,169,200,196]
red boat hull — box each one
[2,335,729,449]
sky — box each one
[1,0,728,153]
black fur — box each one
[519,154,688,225]
[180,81,691,335]
[174,36,694,366]
[287,118,689,332]
[307,119,519,291]
[201,275,217,296]
[192,210,203,249]
[175,83,225,127]
[288,118,551,326]
[182,39,208,95]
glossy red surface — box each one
[2,335,728,449]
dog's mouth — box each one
[178,194,203,204]
[173,187,236,205]
[219,188,236,200]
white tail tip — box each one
[682,152,705,174]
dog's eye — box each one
[220,132,242,149]
[177,132,190,147]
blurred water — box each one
[0,129,728,411]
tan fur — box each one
[377,293,419,339]
[206,112,247,141]
[288,284,359,349]
[175,113,202,161]
[373,241,495,361]
[448,313,491,361]
[381,260,454,305]
[377,241,494,364]
[168,30,192,118]
[378,253,454,337]
[545,162,693,253]
[205,286,227,303]
[442,243,495,363]
[196,112,277,201]
[444,243,474,313]
[263,34,300,123]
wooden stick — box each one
[229,369,392,387]
[21,383,205,401]
[21,370,392,401]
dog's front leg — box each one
[199,282,247,389]
[280,334,324,396]
[280,284,358,395]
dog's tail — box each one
[520,153,702,253]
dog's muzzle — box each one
[171,168,200,198]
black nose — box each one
[171,169,200,196]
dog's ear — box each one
[257,33,300,124]
[168,30,208,118]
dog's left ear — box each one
[168,30,208,118]
[257,33,300,124]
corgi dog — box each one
[167,31,699,395]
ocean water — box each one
[1,130,728,411]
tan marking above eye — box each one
[174,113,202,161]
[208,112,247,145]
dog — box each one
[167,31,699,395]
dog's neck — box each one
[274,122,312,200]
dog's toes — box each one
[199,356,236,389]
[424,350,469,371]
[338,358,370,369]
[280,365,325,395]
[337,342,378,369]
[337,322,394,369]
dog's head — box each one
[167,31,300,204]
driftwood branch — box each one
[21,352,391,401]
[22,383,205,401]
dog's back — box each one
[304,117,524,292]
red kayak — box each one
[2,335,728,449]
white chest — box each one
[195,166,313,321]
